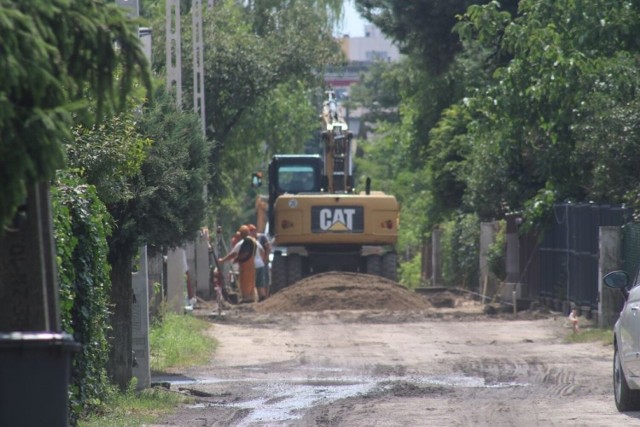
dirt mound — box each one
[256,272,433,312]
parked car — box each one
[603,270,640,411]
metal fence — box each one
[538,203,631,308]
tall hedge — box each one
[52,171,114,423]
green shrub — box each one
[78,311,215,426]
[149,311,217,372]
[486,220,506,281]
[399,253,423,289]
[565,328,613,346]
[53,171,115,423]
[78,383,189,427]
[441,212,480,289]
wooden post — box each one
[482,274,488,305]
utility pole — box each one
[193,0,206,137]
[166,0,183,108]
[164,0,212,309]
[166,0,207,133]
[115,1,154,390]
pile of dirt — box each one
[255,272,434,313]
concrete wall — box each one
[421,243,432,286]
[598,226,625,328]
[506,230,520,284]
[431,229,443,286]
[479,222,498,301]
[165,248,187,313]
[194,230,211,298]
[131,246,150,389]
[147,253,164,319]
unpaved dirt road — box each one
[151,273,640,427]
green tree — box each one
[68,88,208,389]
[0,0,150,229]
[348,61,403,136]
[355,0,519,75]
[354,99,433,249]
[426,103,472,225]
[151,0,345,230]
[352,0,640,287]
[573,97,640,208]
[213,81,320,231]
[67,105,152,206]
[441,212,479,289]
[458,0,640,221]
[134,89,208,249]
[109,92,207,390]
[246,0,344,36]
[349,5,502,234]
[152,0,340,146]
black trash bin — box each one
[0,332,80,427]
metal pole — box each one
[166,0,182,109]
[192,0,206,137]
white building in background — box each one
[339,24,401,63]
[327,23,402,98]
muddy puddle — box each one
[154,372,530,425]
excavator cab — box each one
[277,166,317,193]
[268,155,323,194]
[267,155,324,236]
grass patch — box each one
[565,327,614,346]
[150,311,218,372]
[79,385,191,427]
[79,312,217,426]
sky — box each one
[337,0,369,37]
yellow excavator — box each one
[259,91,399,293]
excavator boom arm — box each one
[321,91,353,193]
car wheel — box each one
[614,345,640,411]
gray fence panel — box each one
[537,203,630,308]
